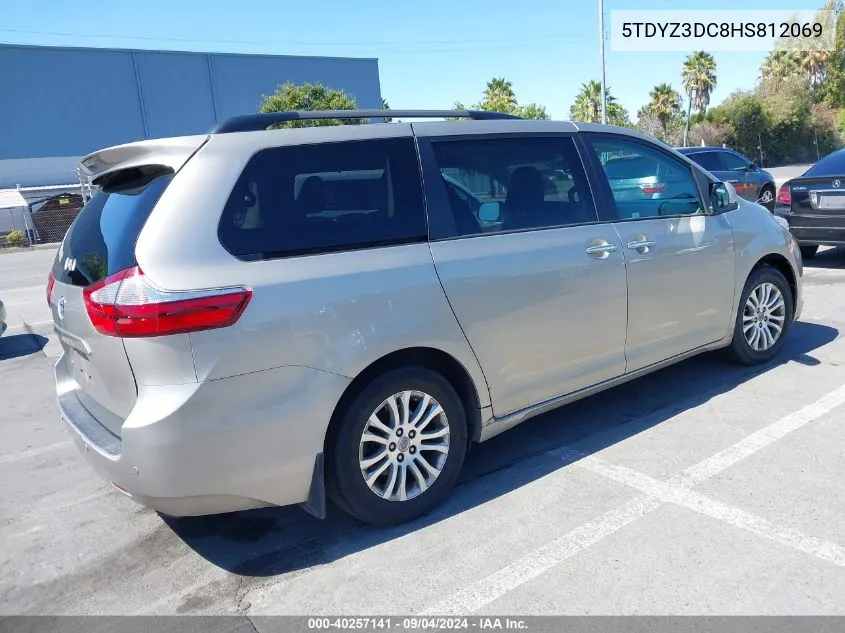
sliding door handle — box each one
[626,239,656,253]
[585,242,618,259]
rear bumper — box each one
[776,209,845,245]
[55,354,350,516]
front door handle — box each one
[585,241,618,259]
[626,239,656,253]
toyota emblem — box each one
[833,179,841,189]
[57,296,66,321]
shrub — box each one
[5,230,27,247]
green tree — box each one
[645,83,683,136]
[681,51,718,145]
[258,82,367,128]
[760,50,802,88]
[569,80,631,126]
[708,91,767,161]
[381,97,392,123]
[483,78,517,109]
[818,6,845,107]
[454,77,550,120]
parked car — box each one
[774,148,845,259]
[0,296,6,337]
[677,146,777,211]
[49,110,803,526]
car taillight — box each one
[638,182,667,195]
[777,185,791,206]
[46,271,55,306]
[82,266,252,337]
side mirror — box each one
[747,162,758,171]
[478,201,501,223]
[710,181,739,214]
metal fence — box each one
[0,171,92,250]
[0,191,86,250]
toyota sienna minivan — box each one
[48,110,803,525]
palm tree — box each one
[681,51,717,145]
[570,80,631,126]
[760,50,801,86]
[483,77,517,109]
[647,83,683,135]
[381,97,392,123]
[799,49,831,89]
[570,80,603,123]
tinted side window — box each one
[687,151,724,172]
[588,137,705,220]
[721,151,749,171]
[429,136,597,236]
[218,138,425,260]
[53,167,173,287]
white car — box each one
[0,296,6,336]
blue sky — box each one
[1,0,827,120]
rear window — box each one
[218,138,426,260]
[52,166,173,287]
[803,149,845,177]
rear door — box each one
[718,150,756,201]
[417,129,628,417]
[50,167,174,435]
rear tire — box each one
[723,266,793,366]
[800,245,818,259]
[326,367,467,526]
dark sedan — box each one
[774,148,845,259]
[677,146,777,211]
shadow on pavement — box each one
[804,247,845,270]
[164,320,838,578]
[0,333,48,361]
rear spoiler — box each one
[78,135,210,184]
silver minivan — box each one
[48,110,803,525]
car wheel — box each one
[758,185,775,212]
[723,266,793,366]
[327,367,467,526]
[799,245,818,259]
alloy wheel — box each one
[742,282,786,351]
[358,390,450,502]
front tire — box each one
[723,266,793,366]
[327,367,467,526]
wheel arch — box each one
[324,346,486,458]
[751,252,798,318]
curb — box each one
[0,242,61,255]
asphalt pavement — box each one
[1,245,844,616]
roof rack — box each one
[209,110,521,133]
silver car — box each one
[49,111,803,525]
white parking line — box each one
[3,320,54,332]
[421,495,662,616]
[675,383,845,487]
[0,441,71,466]
[423,382,845,615]
[578,457,845,567]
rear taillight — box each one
[46,272,55,307]
[82,266,251,338]
[777,185,792,206]
[638,182,667,195]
